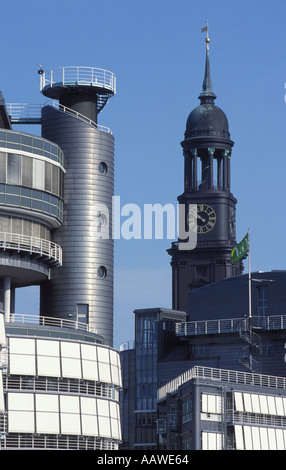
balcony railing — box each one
[6,313,96,334]
[0,232,62,265]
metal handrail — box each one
[6,101,112,134]
[157,365,286,401]
[5,103,42,122]
[175,315,286,336]
[40,66,116,95]
[175,317,246,336]
[6,313,96,334]
[0,232,62,265]
[52,101,112,133]
[229,410,286,428]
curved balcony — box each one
[7,313,95,334]
[40,66,116,113]
[0,232,62,266]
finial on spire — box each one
[201,20,210,51]
[199,21,216,104]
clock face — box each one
[188,204,216,233]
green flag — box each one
[231,233,249,263]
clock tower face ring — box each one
[188,204,216,233]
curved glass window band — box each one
[0,152,64,199]
[0,184,63,223]
[0,130,64,165]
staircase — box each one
[239,321,262,373]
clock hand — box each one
[197,213,206,222]
[190,209,206,223]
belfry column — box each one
[208,148,215,189]
[191,149,197,191]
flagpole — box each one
[248,227,252,324]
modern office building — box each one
[157,365,286,450]
[120,36,286,450]
[0,66,122,450]
[120,273,286,450]
[120,308,187,449]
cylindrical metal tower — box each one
[39,67,116,346]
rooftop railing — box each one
[175,315,286,336]
[40,66,116,95]
[157,365,286,402]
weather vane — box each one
[201,20,210,51]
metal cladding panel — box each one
[40,106,114,345]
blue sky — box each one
[2,0,286,349]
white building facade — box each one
[0,314,122,449]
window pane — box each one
[23,219,31,236]
[268,428,277,450]
[256,286,268,316]
[7,154,20,185]
[0,216,10,232]
[260,427,269,450]
[22,156,33,187]
[77,304,89,324]
[251,394,260,413]
[33,159,45,190]
[234,425,244,450]
[252,427,261,450]
[0,153,6,183]
[45,162,52,192]
[12,218,22,235]
[52,165,59,195]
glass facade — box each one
[257,286,269,317]
[0,131,64,225]
[0,130,64,165]
[0,184,63,222]
[134,312,159,447]
[135,313,158,411]
[0,215,51,240]
[0,153,64,199]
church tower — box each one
[168,32,242,313]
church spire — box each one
[199,21,216,104]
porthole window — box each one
[97,212,107,232]
[98,266,107,279]
[98,162,108,175]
